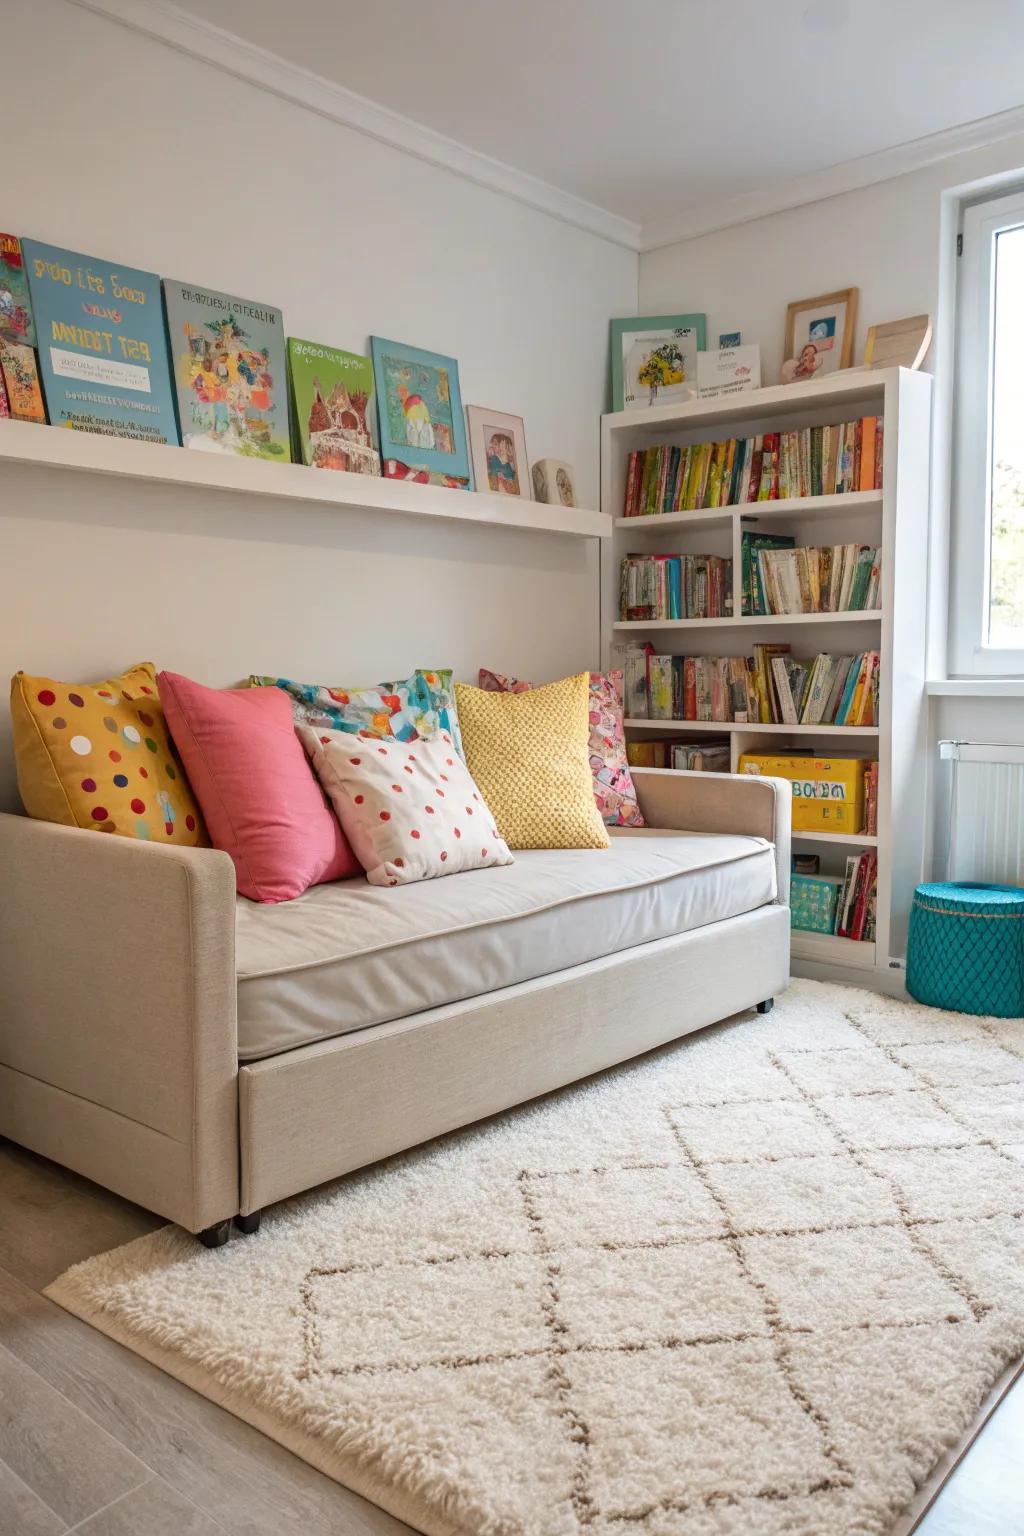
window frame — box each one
[949,185,1024,677]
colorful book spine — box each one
[0,234,47,423]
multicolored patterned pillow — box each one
[250,668,462,756]
[478,668,644,828]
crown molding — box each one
[639,102,1024,252]
[70,0,643,252]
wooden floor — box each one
[0,1136,1021,1536]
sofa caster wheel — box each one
[197,1220,231,1249]
[234,1210,262,1236]
[756,998,774,1014]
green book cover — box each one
[286,338,379,474]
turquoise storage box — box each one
[906,881,1024,1018]
[791,873,843,933]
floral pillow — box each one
[478,668,644,828]
[251,667,462,756]
[300,724,513,886]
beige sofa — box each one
[0,768,791,1245]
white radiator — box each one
[939,739,1024,886]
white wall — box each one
[0,0,636,811]
[641,133,1024,878]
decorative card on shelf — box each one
[286,338,379,474]
[466,405,530,497]
[610,312,706,412]
[697,344,761,399]
[0,234,46,423]
[23,239,178,443]
[370,336,471,487]
[162,280,289,460]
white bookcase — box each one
[601,367,932,988]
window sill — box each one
[927,678,1024,697]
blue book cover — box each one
[163,280,290,460]
[23,240,179,444]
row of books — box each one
[620,555,733,621]
[743,535,881,615]
[836,851,877,941]
[618,643,879,727]
[626,739,730,773]
[1,232,409,480]
[622,417,884,517]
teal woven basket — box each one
[906,881,1024,1018]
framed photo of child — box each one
[466,406,531,497]
[781,288,858,384]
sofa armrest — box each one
[0,812,239,1231]
[631,769,791,905]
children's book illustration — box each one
[23,239,177,440]
[287,338,379,473]
[163,281,289,459]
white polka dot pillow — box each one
[299,724,513,886]
[10,662,207,845]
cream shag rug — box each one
[48,980,1024,1536]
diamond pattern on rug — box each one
[46,980,1024,1536]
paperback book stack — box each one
[742,535,881,615]
[621,415,884,516]
[627,740,730,772]
[616,641,879,727]
[620,554,732,620]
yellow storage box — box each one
[738,752,872,834]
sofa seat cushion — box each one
[234,828,777,1060]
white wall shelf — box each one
[602,367,933,987]
[0,418,611,540]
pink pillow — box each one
[299,724,514,886]
[159,671,359,902]
[478,668,645,829]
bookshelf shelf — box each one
[602,367,933,987]
[791,931,877,970]
[0,417,611,541]
[623,719,880,737]
[613,611,882,631]
[792,830,879,847]
[615,489,883,531]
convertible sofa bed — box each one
[0,768,790,1245]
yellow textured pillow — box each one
[11,662,207,846]
[455,672,609,850]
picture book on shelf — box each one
[23,239,178,443]
[0,234,46,423]
[163,280,289,460]
[286,338,379,474]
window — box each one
[951,187,1024,675]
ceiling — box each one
[169,0,1024,241]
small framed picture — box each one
[466,406,530,497]
[610,313,706,412]
[781,288,858,384]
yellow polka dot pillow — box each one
[11,662,207,845]
[454,672,610,850]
